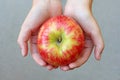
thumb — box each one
[65,13,104,60]
[17,27,31,57]
[81,15,105,60]
[87,15,104,60]
[17,6,49,57]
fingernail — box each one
[47,66,54,71]
[21,49,25,57]
[98,55,101,61]
[96,51,101,61]
[69,64,75,69]
[63,67,69,71]
[39,62,47,67]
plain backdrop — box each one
[0,0,120,80]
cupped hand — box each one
[60,0,104,71]
[17,0,62,70]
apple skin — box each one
[37,15,84,67]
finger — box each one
[17,5,49,56]
[80,16,104,60]
[91,29,104,60]
[30,37,47,67]
[85,15,104,60]
[17,27,31,57]
[32,52,47,67]
[46,65,55,71]
[71,13,104,60]
[46,63,59,70]
[30,35,56,69]
[69,46,93,69]
[60,66,70,71]
[30,39,56,70]
[68,37,93,69]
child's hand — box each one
[17,0,62,70]
[18,0,104,71]
[60,0,104,71]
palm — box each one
[30,9,62,70]
[18,0,62,70]
[18,0,104,71]
[71,34,93,68]
[60,0,104,71]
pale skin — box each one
[17,0,104,71]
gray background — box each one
[0,0,120,80]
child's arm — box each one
[60,0,104,71]
[17,0,62,70]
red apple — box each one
[37,15,84,67]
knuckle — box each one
[97,41,105,54]
[90,29,99,36]
[17,38,21,45]
[76,62,82,68]
[17,39,22,48]
[100,41,105,51]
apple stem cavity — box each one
[57,36,62,44]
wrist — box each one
[32,0,50,6]
[67,0,93,4]
[66,0,93,8]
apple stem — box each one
[57,36,62,43]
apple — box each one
[37,15,84,67]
